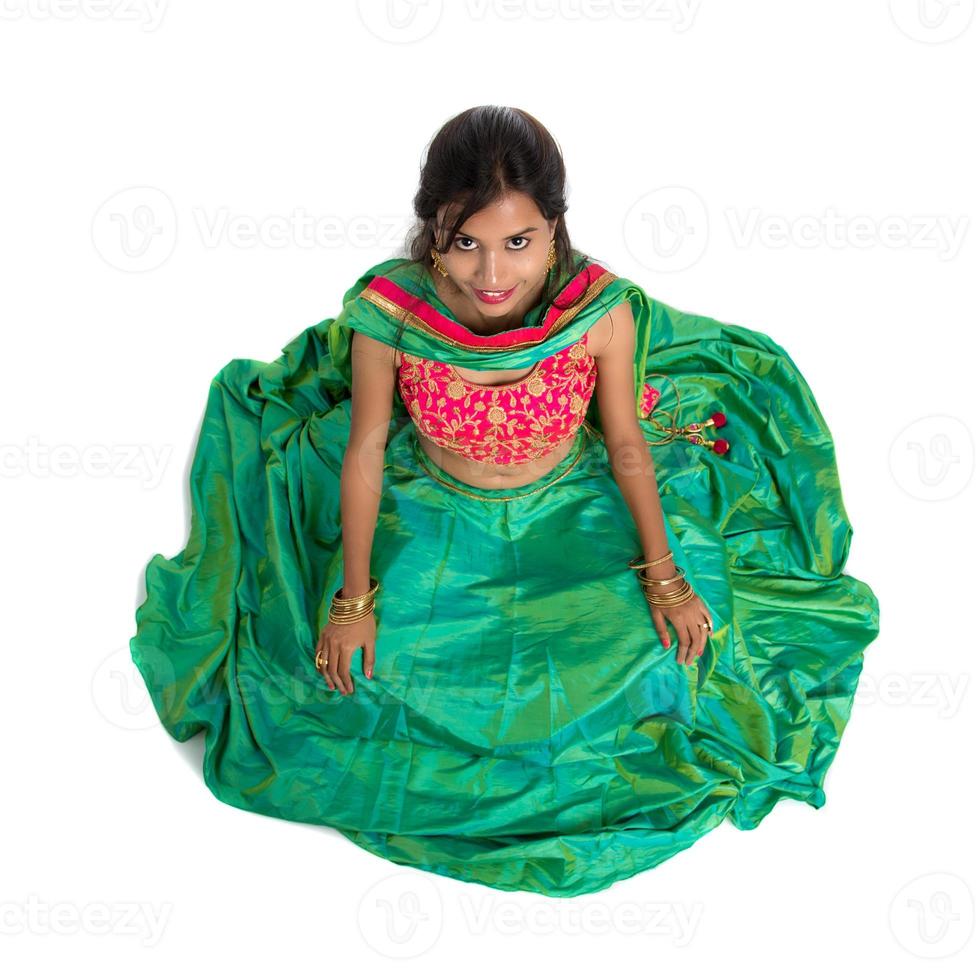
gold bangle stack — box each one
[327,577,381,624]
[627,551,695,608]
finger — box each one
[693,625,707,662]
[327,645,343,694]
[687,621,702,664]
[696,603,713,658]
[339,651,354,695]
[316,641,335,690]
[674,615,690,665]
[682,619,699,665]
[650,607,671,650]
[693,626,707,659]
[363,640,375,680]
[696,618,710,658]
[687,610,705,664]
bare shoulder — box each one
[587,300,634,359]
[353,330,399,368]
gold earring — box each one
[545,239,556,272]
[430,246,449,278]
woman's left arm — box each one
[592,301,712,665]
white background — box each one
[1,0,976,975]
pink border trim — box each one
[364,261,611,348]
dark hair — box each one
[383,105,593,348]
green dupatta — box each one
[316,248,656,423]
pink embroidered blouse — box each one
[397,335,598,466]
[357,258,661,468]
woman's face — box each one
[434,191,557,327]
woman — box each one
[130,106,880,898]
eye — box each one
[452,236,532,251]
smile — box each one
[472,285,517,304]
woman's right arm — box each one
[315,330,396,694]
[340,330,397,597]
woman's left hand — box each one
[646,591,713,666]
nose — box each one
[478,250,502,286]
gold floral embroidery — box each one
[525,375,547,397]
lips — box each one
[473,284,517,304]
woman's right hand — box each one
[646,589,714,666]
[315,615,376,695]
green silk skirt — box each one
[130,271,880,898]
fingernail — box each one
[366,668,372,679]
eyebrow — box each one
[454,226,539,241]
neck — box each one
[427,265,546,335]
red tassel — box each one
[640,373,731,455]
[684,431,729,455]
